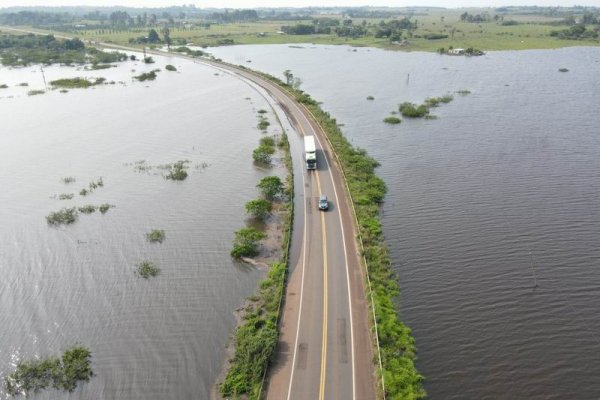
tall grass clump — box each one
[249,69,425,398]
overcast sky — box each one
[1,0,599,8]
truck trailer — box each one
[304,135,317,170]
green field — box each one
[6,6,596,53]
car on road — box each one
[318,195,328,211]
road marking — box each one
[315,173,328,400]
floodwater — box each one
[0,53,292,399]
[210,44,600,399]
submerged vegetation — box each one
[98,203,114,214]
[230,227,267,258]
[3,345,93,396]
[384,116,402,124]
[163,160,189,181]
[27,90,45,96]
[165,64,177,71]
[58,193,74,200]
[558,67,569,72]
[399,102,430,118]
[50,77,106,89]
[46,207,78,225]
[61,176,76,184]
[78,204,97,214]
[134,70,157,81]
[135,260,160,278]
[146,229,166,243]
[245,198,272,220]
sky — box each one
[1,0,600,8]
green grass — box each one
[383,116,401,124]
[135,261,160,279]
[3,345,93,396]
[46,207,78,225]
[146,229,166,243]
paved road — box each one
[1,26,377,399]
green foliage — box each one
[134,70,157,81]
[252,145,272,165]
[164,160,189,180]
[78,205,97,214]
[399,102,430,118]
[58,193,74,200]
[257,117,270,131]
[3,346,92,396]
[245,199,272,220]
[259,136,275,147]
[165,64,177,71]
[383,116,401,124]
[98,204,114,214]
[220,262,285,397]
[50,77,93,89]
[46,207,78,225]
[257,176,284,200]
[146,229,166,243]
[79,188,89,196]
[135,261,160,278]
[257,109,267,114]
[231,227,267,258]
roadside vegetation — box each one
[222,130,292,398]
[3,345,93,396]
[244,69,426,398]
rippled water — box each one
[0,54,288,399]
[210,44,600,399]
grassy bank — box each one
[220,132,293,399]
[245,69,425,399]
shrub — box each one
[98,204,114,214]
[146,229,166,243]
[259,136,275,147]
[245,199,272,220]
[367,95,375,100]
[165,64,177,71]
[135,261,160,278]
[46,208,78,225]
[257,109,267,114]
[78,205,97,214]
[0,84,8,89]
[231,227,267,258]
[252,146,272,165]
[257,176,284,200]
[134,71,157,81]
[3,346,92,395]
[257,118,270,131]
[399,102,429,118]
[558,67,569,72]
[383,116,401,124]
[165,160,189,180]
[50,78,93,89]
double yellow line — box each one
[315,172,329,400]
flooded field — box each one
[0,52,289,399]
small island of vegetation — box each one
[383,116,402,124]
[135,260,160,278]
[3,345,93,396]
[146,229,166,243]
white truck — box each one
[304,135,317,170]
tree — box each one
[231,227,267,258]
[245,199,272,220]
[162,26,171,49]
[257,176,284,200]
[283,69,293,86]
[148,29,160,43]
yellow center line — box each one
[315,172,328,400]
